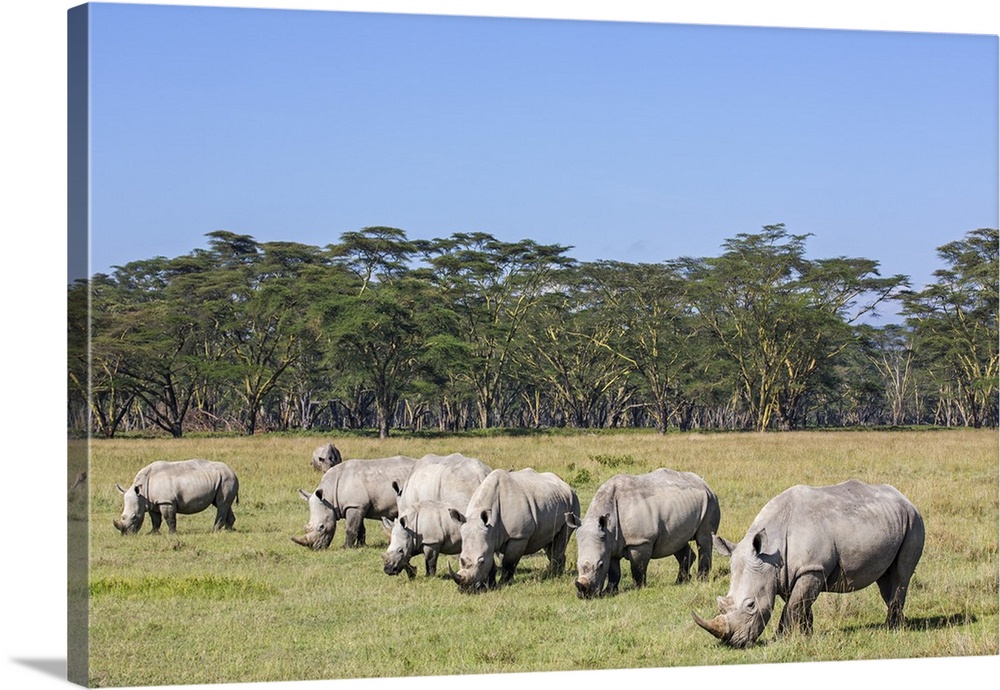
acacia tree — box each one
[517,266,635,428]
[577,260,702,433]
[96,257,209,438]
[900,228,999,428]
[681,225,906,430]
[321,227,436,438]
[418,233,574,429]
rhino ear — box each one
[297,489,311,502]
[712,534,737,557]
[391,480,402,497]
[448,508,466,524]
[597,513,611,531]
[565,512,582,529]
[116,484,126,494]
[381,517,395,532]
[479,509,491,527]
[315,488,324,501]
[751,529,768,557]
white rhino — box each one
[449,468,580,592]
[381,500,465,579]
[113,459,239,535]
[693,479,925,648]
[391,452,492,514]
[293,456,416,550]
[311,442,342,473]
[568,468,720,598]
[381,453,492,578]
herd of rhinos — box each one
[112,443,926,649]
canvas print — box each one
[66,2,999,688]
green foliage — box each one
[73,225,998,438]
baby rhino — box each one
[381,500,465,579]
[568,468,720,598]
[114,459,240,535]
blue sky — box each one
[86,2,997,313]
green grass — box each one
[85,429,999,687]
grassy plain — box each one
[84,429,998,687]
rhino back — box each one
[400,453,492,511]
[326,456,416,517]
[599,470,714,556]
[756,480,921,592]
[494,469,577,547]
[141,460,237,512]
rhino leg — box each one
[213,504,235,531]
[342,508,365,548]
[694,532,713,581]
[879,522,924,629]
[544,525,572,577]
[604,558,622,596]
[675,544,696,584]
[500,539,528,586]
[424,547,439,577]
[778,572,823,637]
[161,504,179,533]
[149,510,163,534]
[624,544,653,588]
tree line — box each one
[67,225,999,438]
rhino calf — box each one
[568,468,720,598]
[311,442,343,473]
[293,455,416,550]
[693,479,925,648]
[381,500,465,579]
[449,468,580,592]
[114,459,240,535]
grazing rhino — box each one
[568,468,720,598]
[692,479,925,648]
[381,500,465,579]
[392,452,492,513]
[311,442,342,473]
[449,468,580,592]
[293,456,416,550]
[113,459,239,535]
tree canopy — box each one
[68,225,998,437]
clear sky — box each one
[85,1,998,310]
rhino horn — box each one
[291,534,314,549]
[692,611,731,641]
[447,561,462,585]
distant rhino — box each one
[693,479,925,648]
[311,442,342,472]
[449,468,580,592]
[113,459,240,535]
[568,468,720,598]
[381,500,465,579]
[293,456,416,550]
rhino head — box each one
[113,484,148,535]
[449,508,495,593]
[311,443,342,473]
[291,488,340,550]
[381,514,419,578]
[569,512,613,599]
[692,530,781,648]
